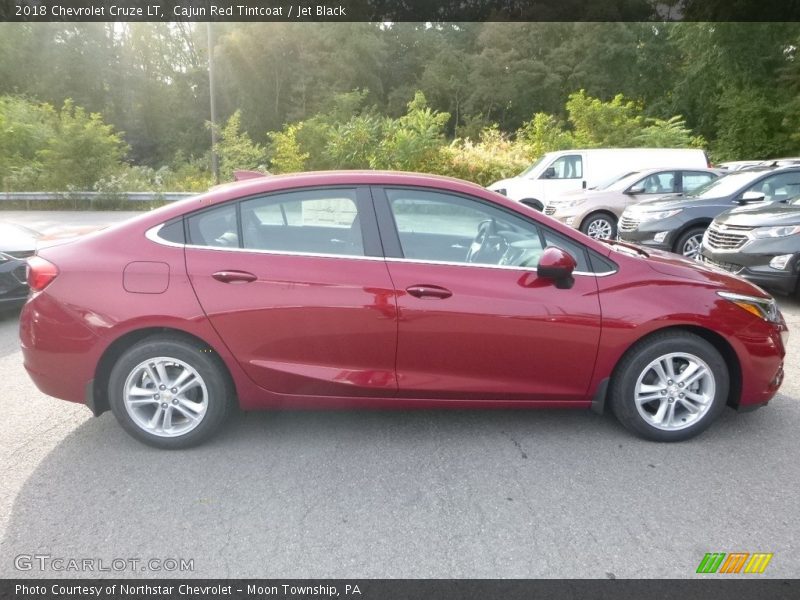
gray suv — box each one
[701,197,800,296]
[617,166,800,258]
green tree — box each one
[268,123,308,174]
[372,92,450,171]
[36,99,128,190]
[516,113,574,157]
[213,110,266,180]
[0,96,54,188]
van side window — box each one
[546,155,583,179]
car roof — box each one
[198,170,493,207]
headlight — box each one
[638,209,683,222]
[718,291,781,323]
[549,198,586,210]
[751,225,800,239]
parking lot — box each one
[0,211,799,579]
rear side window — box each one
[156,219,185,244]
[240,189,364,256]
[187,204,239,248]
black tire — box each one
[674,226,706,259]
[580,213,617,239]
[609,332,729,442]
[108,335,235,449]
[520,198,544,211]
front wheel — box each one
[674,226,706,259]
[108,335,235,449]
[609,332,729,442]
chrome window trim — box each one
[146,224,617,276]
[384,256,615,277]
[145,223,185,248]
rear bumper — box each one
[20,292,102,405]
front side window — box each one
[241,189,364,256]
[747,172,800,203]
[544,155,583,179]
[385,188,587,270]
[634,171,677,194]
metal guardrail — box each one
[0,191,194,203]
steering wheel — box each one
[466,219,508,264]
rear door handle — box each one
[405,284,452,299]
[212,270,257,284]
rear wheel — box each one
[674,226,706,259]
[581,213,617,239]
[108,335,235,449]
[610,332,729,442]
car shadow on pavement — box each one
[0,401,790,579]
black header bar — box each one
[2,0,800,22]
[2,579,800,600]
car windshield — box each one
[592,171,641,190]
[684,170,768,199]
[518,156,546,177]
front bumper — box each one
[616,228,674,251]
[617,216,685,251]
[701,250,800,296]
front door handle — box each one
[406,284,453,299]
[212,270,257,284]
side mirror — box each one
[626,185,645,195]
[737,191,765,204]
[537,246,577,289]
[540,166,556,179]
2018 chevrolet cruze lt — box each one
[20,171,788,448]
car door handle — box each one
[405,285,452,299]
[212,270,257,284]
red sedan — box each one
[20,171,788,448]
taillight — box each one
[27,256,59,291]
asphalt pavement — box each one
[0,211,798,579]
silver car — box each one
[543,167,722,239]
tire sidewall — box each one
[108,337,233,449]
[675,226,706,257]
[610,334,729,442]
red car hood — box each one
[610,241,773,298]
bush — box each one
[440,127,532,186]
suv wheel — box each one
[675,226,706,259]
[581,214,617,239]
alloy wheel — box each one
[587,218,614,239]
[123,356,208,437]
[633,352,715,431]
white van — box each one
[488,148,710,210]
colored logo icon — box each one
[696,552,773,574]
